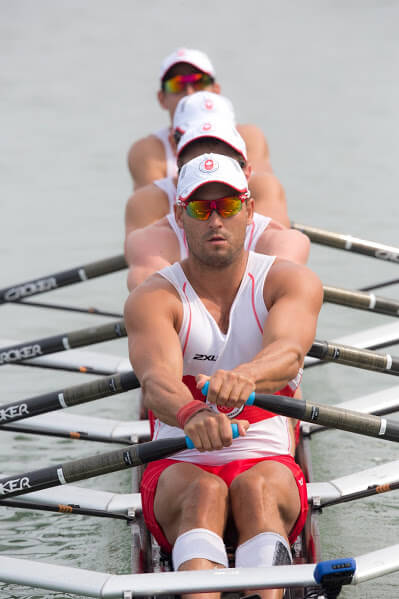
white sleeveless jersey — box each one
[153,177,177,213]
[154,251,300,465]
[166,212,272,260]
[153,127,178,178]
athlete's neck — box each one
[181,251,249,304]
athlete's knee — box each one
[182,474,229,509]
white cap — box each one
[173,92,235,134]
[177,120,247,161]
[176,153,249,202]
[160,48,216,80]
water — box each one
[1,1,398,597]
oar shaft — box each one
[0,320,126,366]
[323,286,399,317]
[19,299,123,318]
[292,223,399,264]
[253,394,399,442]
[0,371,139,425]
[0,437,187,499]
[309,339,399,375]
[321,480,399,508]
[0,255,127,304]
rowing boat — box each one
[1,256,399,597]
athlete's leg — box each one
[230,460,301,599]
[154,461,229,599]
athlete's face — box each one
[175,182,254,268]
[158,63,220,120]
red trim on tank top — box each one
[183,231,188,249]
[248,272,263,334]
[246,220,255,250]
[181,282,192,356]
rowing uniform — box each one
[141,251,307,550]
[153,127,178,178]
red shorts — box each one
[140,454,308,552]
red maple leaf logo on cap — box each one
[204,159,214,170]
[202,122,212,131]
[177,49,186,56]
[204,100,214,110]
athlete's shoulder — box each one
[267,259,323,301]
[127,133,167,188]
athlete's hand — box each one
[184,410,249,452]
[196,370,255,409]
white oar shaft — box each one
[292,223,399,264]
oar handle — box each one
[201,381,255,405]
[185,423,239,449]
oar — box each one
[2,322,399,379]
[17,299,123,318]
[319,479,399,509]
[360,277,399,292]
[323,285,399,317]
[0,498,132,521]
[0,320,126,366]
[0,426,239,500]
[292,222,399,264]
[0,254,127,304]
[0,371,139,425]
[2,390,399,501]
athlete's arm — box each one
[125,221,180,291]
[200,262,323,405]
[124,278,247,450]
[255,226,310,265]
[248,172,290,227]
[125,184,171,235]
[238,124,272,174]
[127,136,167,189]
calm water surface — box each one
[0,2,398,597]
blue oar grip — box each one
[185,423,239,449]
[201,381,255,405]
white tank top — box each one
[153,127,178,178]
[153,177,176,212]
[154,251,300,465]
[166,212,272,260]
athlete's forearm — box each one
[233,339,303,394]
[141,367,197,427]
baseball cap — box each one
[177,120,247,161]
[160,48,216,80]
[176,153,249,202]
[173,92,235,134]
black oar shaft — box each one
[0,320,126,366]
[0,437,187,499]
[292,222,399,264]
[321,480,399,508]
[323,286,399,317]
[19,299,123,318]
[0,371,139,425]
[0,255,127,304]
[309,339,399,374]
[253,394,399,442]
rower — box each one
[124,153,323,599]
[125,91,286,232]
[125,122,309,292]
[127,48,272,189]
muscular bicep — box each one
[127,137,166,189]
[125,187,170,235]
[124,282,183,384]
[263,263,323,359]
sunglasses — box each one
[163,73,214,94]
[178,194,248,221]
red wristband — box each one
[176,399,211,429]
